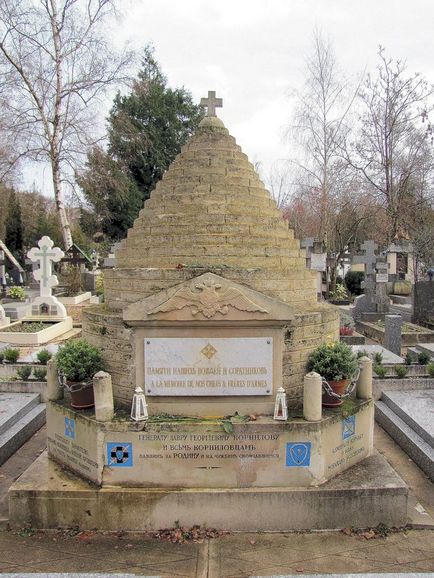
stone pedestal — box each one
[45,399,374,489]
[9,450,407,531]
[384,314,403,356]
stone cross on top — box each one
[200,90,223,117]
[353,240,378,276]
[27,236,64,299]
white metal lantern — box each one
[130,386,148,421]
[273,386,288,421]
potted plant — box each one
[55,339,105,409]
[307,342,359,407]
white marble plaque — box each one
[310,253,327,271]
[144,337,273,396]
[376,273,388,283]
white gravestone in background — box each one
[0,304,10,328]
[27,236,67,318]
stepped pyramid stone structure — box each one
[83,93,339,410]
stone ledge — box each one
[8,451,407,531]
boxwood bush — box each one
[56,339,104,382]
[307,342,358,382]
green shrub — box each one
[344,271,364,296]
[404,351,414,365]
[394,365,408,379]
[329,283,348,302]
[56,339,104,382]
[3,347,19,363]
[427,362,434,377]
[307,342,358,381]
[16,366,32,381]
[36,348,52,365]
[33,367,47,381]
[8,286,25,300]
[0,351,3,363]
[374,352,383,364]
[418,351,430,365]
[95,274,104,297]
[373,364,388,378]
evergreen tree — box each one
[5,191,23,261]
[77,47,203,241]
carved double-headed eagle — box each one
[148,277,268,319]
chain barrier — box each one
[321,368,360,400]
[57,371,92,393]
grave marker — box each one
[27,236,67,318]
[352,241,390,317]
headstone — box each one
[0,304,10,328]
[301,238,326,298]
[27,236,67,318]
[352,241,390,317]
[413,278,434,329]
[387,241,415,283]
[384,314,402,356]
[103,242,121,268]
[81,270,98,293]
[351,344,404,364]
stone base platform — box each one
[9,450,408,531]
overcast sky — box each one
[26,0,434,195]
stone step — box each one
[375,401,434,481]
[390,294,412,305]
[389,303,412,322]
[9,451,408,531]
[0,404,46,466]
[411,343,434,360]
[381,390,434,447]
[0,393,41,436]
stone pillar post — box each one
[93,371,114,422]
[384,314,402,356]
[303,371,322,422]
[357,356,373,400]
[47,358,63,401]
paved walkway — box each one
[0,527,433,576]
[0,423,432,577]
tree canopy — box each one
[0,0,133,249]
[77,47,204,242]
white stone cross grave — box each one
[27,236,67,318]
[200,90,223,117]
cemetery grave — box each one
[8,94,408,533]
[0,236,73,345]
[356,317,434,346]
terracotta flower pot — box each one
[65,381,95,409]
[322,378,350,408]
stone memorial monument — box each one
[9,93,407,533]
[352,240,390,320]
[27,236,67,319]
[0,237,72,345]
